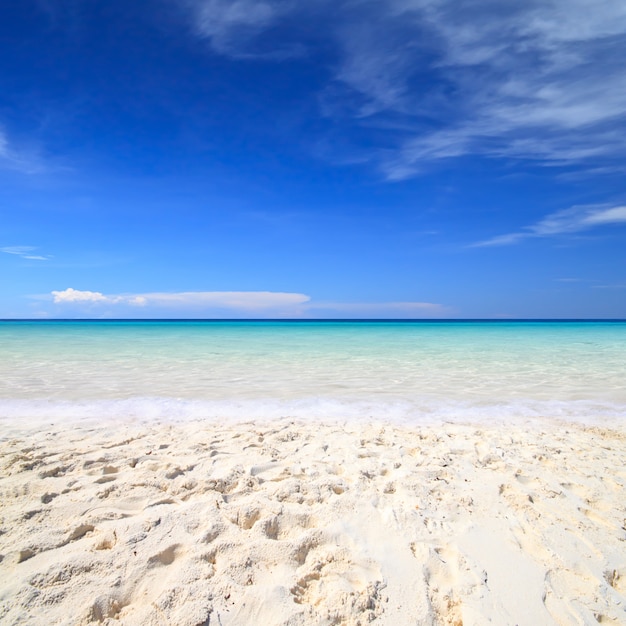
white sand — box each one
[0,417,625,625]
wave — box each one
[1,396,625,431]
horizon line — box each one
[2,318,626,323]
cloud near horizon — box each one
[49,288,447,318]
[51,288,310,310]
[474,205,626,247]
[307,301,450,316]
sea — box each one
[1,320,625,427]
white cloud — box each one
[194,0,275,52]
[475,204,626,247]
[1,246,50,260]
[582,206,626,225]
[375,0,626,176]
[307,301,450,317]
[2,246,35,256]
[137,291,310,309]
[189,0,301,59]
[49,288,448,318]
[52,288,109,303]
[332,19,415,117]
[183,0,626,176]
[51,288,310,311]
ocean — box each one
[1,320,625,426]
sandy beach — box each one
[0,417,625,625]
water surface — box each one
[1,320,625,424]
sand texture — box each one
[1,417,625,625]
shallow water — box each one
[1,320,625,423]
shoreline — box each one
[1,417,625,625]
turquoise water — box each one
[1,321,625,423]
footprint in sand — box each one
[67,524,95,543]
[90,593,129,622]
[38,464,73,479]
[423,544,472,626]
[289,542,385,625]
[605,567,626,594]
[148,544,181,567]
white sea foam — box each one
[1,396,624,435]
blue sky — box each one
[1,0,625,318]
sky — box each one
[1,0,625,318]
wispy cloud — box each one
[183,0,626,177]
[371,0,626,177]
[189,0,303,59]
[593,283,626,290]
[307,301,450,318]
[474,204,626,247]
[1,246,50,261]
[0,128,43,174]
